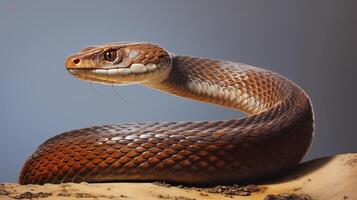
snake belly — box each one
[19,43,314,185]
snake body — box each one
[19,42,314,185]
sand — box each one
[0,153,356,200]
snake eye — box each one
[104,50,117,62]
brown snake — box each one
[19,42,314,185]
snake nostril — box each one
[73,59,80,64]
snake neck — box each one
[145,55,292,115]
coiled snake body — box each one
[19,42,314,185]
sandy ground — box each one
[0,153,356,200]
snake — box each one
[19,42,314,185]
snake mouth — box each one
[68,63,159,76]
[67,63,168,85]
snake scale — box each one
[19,42,314,185]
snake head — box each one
[65,42,172,85]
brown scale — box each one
[19,43,314,185]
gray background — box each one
[0,0,356,182]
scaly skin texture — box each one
[19,42,314,185]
